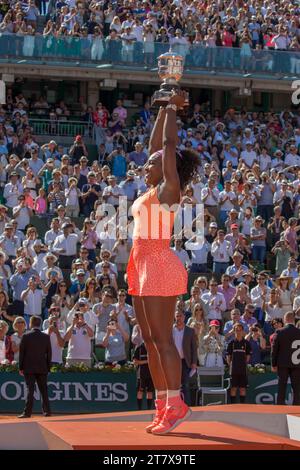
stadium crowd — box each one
[2,49,300,406]
[1,87,300,378]
[1,0,300,70]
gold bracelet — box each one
[166,104,177,112]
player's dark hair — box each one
[175,149,200,190]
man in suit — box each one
[173,310,198,405]
[19,316,52,418]
[271,311,300,405]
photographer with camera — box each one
[69,135,88,165]
[64,311,94,368]
[102,317,129,366]
[21,275,49,327]
[245,323,266,365]
[43,313,65,366]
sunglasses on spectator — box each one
[118,293,126,297]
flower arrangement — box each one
[50,361,135,374]
[0,360,135,373]
[247,363,271,374]
[0,360,19,372]
[0,360,271,375]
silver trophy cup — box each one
[151,49,189,108]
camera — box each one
[53,321,57,328]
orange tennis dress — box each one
[127,186,187,296]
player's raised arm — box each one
[159,90,186,206]
[148,107,167,156]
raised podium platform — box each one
[1,405,300,450]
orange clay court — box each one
[1,405,300,450]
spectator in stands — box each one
[223,309,249,346]
[227,322,252,404]
[11,316,27,362]
[102,317,129,365]
[112,289,134,337]
[13,194,32,231]
[201,279,226,325]
[64,311,94,367]
[53,222,79,269]
[0,319,13,362]
[43,313,65,365]
[21,275,49,326]
[0,223,19,265]
[128,142,147,166]
[186,303,208,366]
[211,229,233,277]
[202,319,225,368]
[69,135,88,165]
[230,283,252,315]
[3,172,23,208]
[81,171,102,217]
[93,290,115,345]
[245,323,267,365]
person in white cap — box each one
[273,180,293,209]
[102,175,124,208]
[12,194,33,231]
[40,252,62,283]
[3,172,23,208]
[240,142,257,169]
[271,150,285,171]
[284,144,300,167]
[119,170,138,205]
[32,240,48,274]
[0,223,19,263]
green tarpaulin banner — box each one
[0,372,293,413]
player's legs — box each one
[141,296,181,390]
[132,296,167,391]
